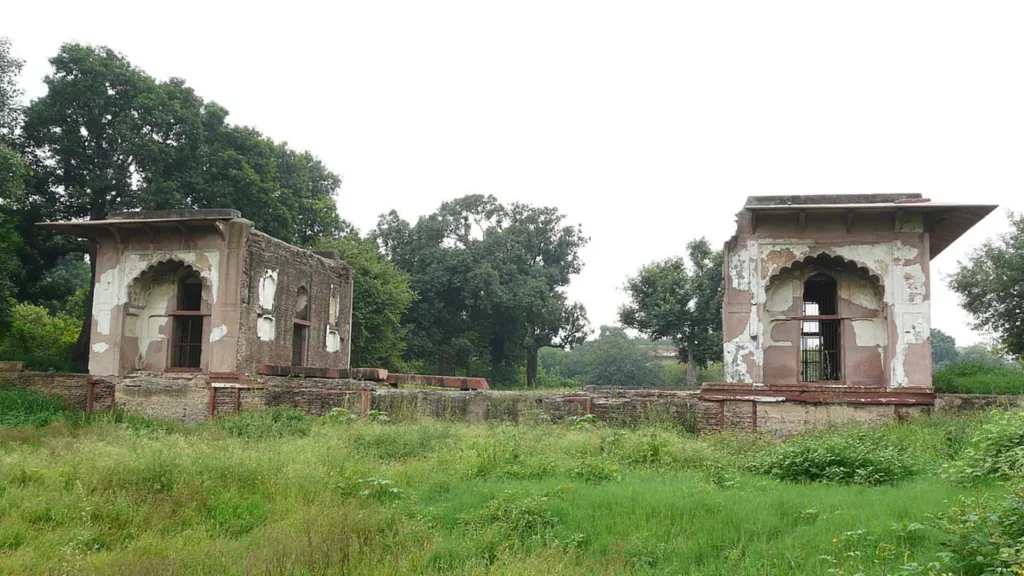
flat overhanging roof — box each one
[743,199,998,258]
[37,212,241,240]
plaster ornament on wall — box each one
[258,269,278,310]
[257,315,276,341]
[326,327,341,353]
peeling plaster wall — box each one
[86,220,251,377]
[237,231,354,372]
[721,210,932,389]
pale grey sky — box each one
[5,1,1023,346]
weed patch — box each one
[943,409,1024,483]
[750,427,913,485]
[0,387,80,427]
[214,406,312,439]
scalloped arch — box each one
[766,252,883,291]
[127,259,207,306]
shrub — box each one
[932,480,1024,575]
[0,302,81,372]
[462,489,560,544]
[215,406,313,439]
[570,455,621,484]
[934,360,1024,395]
[0,386,80,427]
[943,409,1024,484]
[750,427,913,485]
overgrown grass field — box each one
[1,387,1023,575]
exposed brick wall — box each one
[6,366,1024,437]
[262,376,365,416]
[582,387,701,429]
[934,394,1024,412]
[238,230,354,373]
[116,372,212,421]
[0,371,113,413]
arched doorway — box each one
[800,272,840,381]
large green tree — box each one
[19,43,347,362]
[373,194,589,384]
[0,149,25,332]
[576,326,662,386]
[313,234,415,369]
[0,37,26,331]
[931,328,960,367]
[949,212,1024,358]
[619,238,723,385]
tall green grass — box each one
[934,360,1024,395]
[0,396,1018,574]
[0,386,81,427]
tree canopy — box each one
[619,238,723,385]
[373,194,589,384]
[0,37,25,332]
[949,212,1024,359]
[931,328,960,367]
[15,42,350,362]
[313,234,415,369]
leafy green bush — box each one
[933,481,1024,575]
[215,406,313,439]
[750,427,913,485]
[943,409,1024,484]
[462,489,560,544]
[934,360,1024,395]
[570,455,621,484]
[0,386,80,427]
[0,302,82,372]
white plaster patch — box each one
[843,276,883,311]
[902,313,927,344]
[729,240,756,291]
[209,324,228,343]
[328,287,340,326]
[91,342,109,353]
[891,306,930,387]
[893,242,920,262]
[724,303,762,383]
[259,270,278,310]
[257,315,276,341]
[326,328,341,353]
[902,264,927,304]
[829,244,893,283]
[765,279,795,312]
[852,318,888,347]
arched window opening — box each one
[801,273,840,382]
[171,270,205,369]
[292,287,310,366]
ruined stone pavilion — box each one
[700,194,997,424]
[38,209,356,418]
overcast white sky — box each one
[5,1,1022,346]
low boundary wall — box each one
[2,364,1022,436]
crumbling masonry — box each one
[20,195,1003,435]
[699,193,996,429]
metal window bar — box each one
[172,316,203,368]
[801,319,841,382]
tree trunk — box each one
[526,345,539,388]
[71,240,97,368]
[686,340,697,387]
[438,357,450,376]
